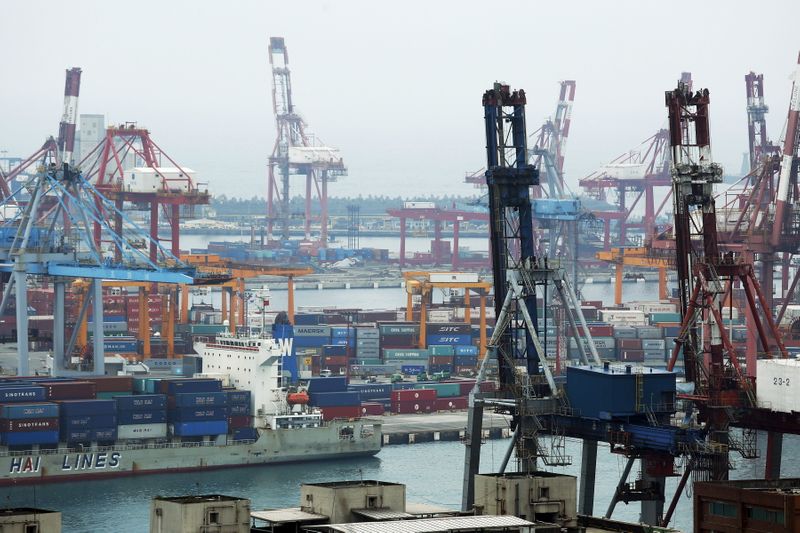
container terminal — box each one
[2,27,800,533]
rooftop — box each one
[251,508,329,524]
[308,515,536,533]
[0,508,59,517]
[305,480,403,489]
[153,494,247,505]
[477,472,575,480]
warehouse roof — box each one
[308,515,536,533]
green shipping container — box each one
[383,349,429,360]
[649,312,681,324]
[429,345,455,356]
[416,382,461,398]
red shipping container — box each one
[587,325,614,337]
[435,397,467,411]
[41,381,96,400]
[320,405,360,421]
[391,389,437,402]
[618,339,642,350]
[620,350,644,362]
[322,356,348,366]
[478,381,497,393]
[1,418,59,432]
[430,356,454,365]
[227,416,252,429]
[85,376,133,393]
[360,402,385,416]
[393,400,435,414]
[582,300,603,309]
[457,381,476,396]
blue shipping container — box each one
[401,365,426,376]
[309,391,360,407]
[104,341,137,353]
[1,430,59,446]
[172,392,227,408]
[0,387,46,403]
[92,428,117,441]
[307,377,347,394]
[0,403,59,420]
[425,334,472,346]
[225,391,251,405]
[347,384,393,400]
[169,407,227,422]
[227,404,251,415]
[454,345,479,356]
[231,427,259,441]
[429,364,453,374]
[117,410,167,424]
[61,414,117,428]
[59,400,116,417]
[115,395,167,411]
[172,420,228,437]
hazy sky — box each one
[2,1,799,200]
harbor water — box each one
[0,433,791,532]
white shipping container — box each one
[428,272,480,284]
[757,359,800,413]
[194,373,231,387]
[628,301,678,314]
[428,309,455,322]
[117,423,168,440]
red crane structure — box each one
[266,36,346,246]
[579,73,692,250]
[77,124,210,262]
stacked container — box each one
[226,390,253,439]
[355,326,380,360]
[308,377,360,420]
[164,379,228,437]
[0,402,59,446]
[391,388,436,414]
[425,323,472,348]
[60,399,117,444]
[115,394,168,439]
[379,322,419,349]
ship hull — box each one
[0,419,381,486]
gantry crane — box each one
[266,37,346,245]
[596,246,674,305]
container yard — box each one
[4,2,800,532]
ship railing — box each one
[0,438,255,457]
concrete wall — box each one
[0,509,61,533]
[474,473,577,528]
[301,481,406,523]
[150,496,250,533]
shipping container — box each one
[117,410,167,424]
[169,407,227,421]
[172,392,227,408]
[231,427,259,441]
[227,404,251,415]
[569,337,616,351]
[115,394,167,411]
[1,430,59,446]
[636,327,663,339]
[347,383,392,400]
[429,364,454,374]
[61,414,117,428]
[225,390,251,405]
[360,402,385,416]
[426,334,472,346]
[171,420,228,437]
[613,327,638,339]
[420,382,461,398]
[356,328,379,339]
[0,402,59,420]
[92,428,118,441]
[293,325,331,337]
[86,376,134,393]
[617,339,643,350]
[117,423,168,440]
[393,400,436,414]
[309,391,360,407]
[1,418,59,432]
[427,323,471,335]
[391,389,437,402]
[378,323,419,335]
[42,381,96,400]
[642,339,666,350]
[0,386,46,403]
[307,376,348,394]
[435,397,468,410]
[429,345,455,356]
[383,349,428,360]
[59,399,116,417]
[161,378,222,395]
[401,365,426,376]
[429,355,455,365]
[227,415,251,429]
[319,405,360,421]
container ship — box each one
[0,332,381,486]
